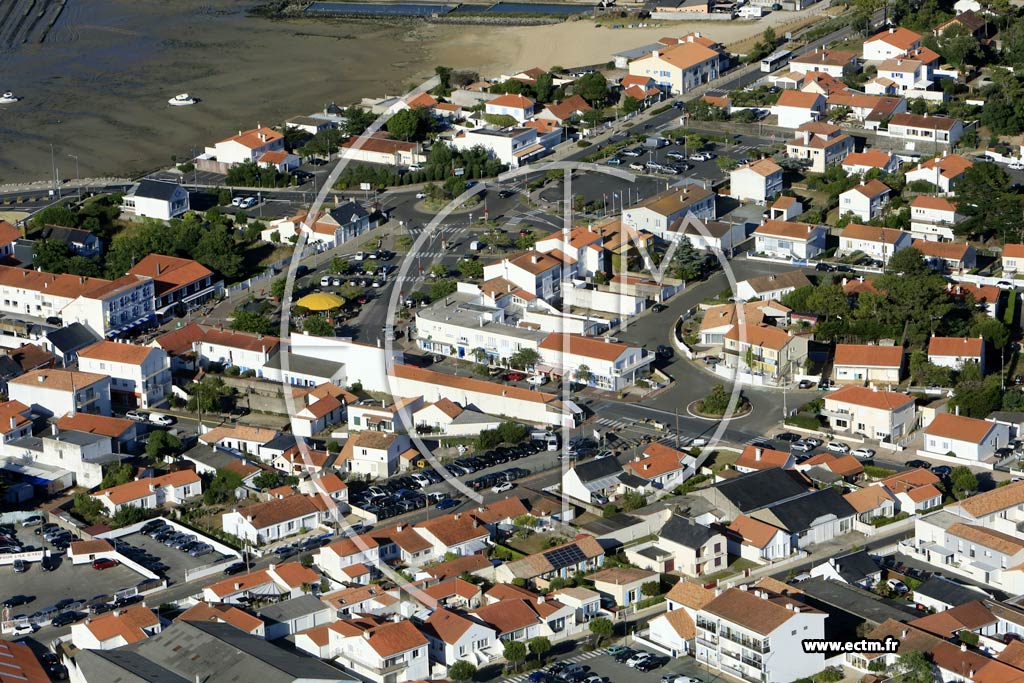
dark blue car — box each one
[435,498,459,510]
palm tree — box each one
[472,347,489,366]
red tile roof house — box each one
[177,600,266,637]
[91,469,202,515]
[339,131,426,167]
[770,90,826,129]
[905,152,973,194]
[154,323,281,376]
[202,561,321,604]
[127,253,219,312]
[76,340,171,410]
[623,442,697,490]
[69,604,162,650]
[733,444,794,474]
[923,412,1010,464]
[822,385,917,445]
[910,195,964,242]
[414,511,491,558]
[869,467,943,515]
[536,95,593,124]
[832,343,904,386]
[928,335,985,371]
[1004,244,1024,274]
[837,223,913,263]
[484,93,537,123]
[838,179,892,222]
[221,494,332,545]
[301,617,431,683]
[315,534,381,582]
[863,26,923,61]
[419,607,499,667]
[726,514,792,563]
[0,639,50,683]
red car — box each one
[92,558,119,570]
[504,372,525,382]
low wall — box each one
[98,517,242,561]
[0,549,45,566]
[185,556,242,583]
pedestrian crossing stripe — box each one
[501,649,607,683]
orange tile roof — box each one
[128,254,213,297]
[207,569,274,598]
[0,400,31,431]
[840,224,907,245]
[231,494,321,530]
[271,562,322,589]
[848,179,891,197]
[0,639,49,683]
[878,467,941,494]
[393,364,561,406]
[78,340,157,365]
[634,41,721,70]
[665,580,716,609]
[424,553,491,581]
[177,601,264,633]
[543,95,592,120]
[83,604,159,644]
[364,619,429,657]
[776,91,824,109]
[415,512,490,547]
[754,219,819,241]
[826,385,915,411]
[724,323,794,351]
[737,158,782,177]
[70,539,113,555]
[92,470,200,506]
[928,336,983,358]
[702,588,812,635]
[842,150,893,169]
[421,608,478,644]
[406,92,439,108]
[865,26,922,49]
[925,412,994,443]
[956,479,1024,517]
[914,153,973,178]
[9,367,107,392]
[916,240,970,261]
[473,599,546,635]
[834,343,904,368]
[341,132,416,155]
[200,424,279,446]
[634,185,714,217]
[538,333,634,362]
[221,126,284,149]
[488,94,536,110]
[890,112,958,131]
[735,445,791,471]
[728,514,782,548]
[844,486,894,513]
[627,442,691,479]
[906,483,942,503]
[57,413,133,438]
[949,523,1024,555]
[911,195,958,212]
[793,48,857,68]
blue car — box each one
[436,498,459,510]
[529,673,550,683]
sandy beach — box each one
[0,0,830,183]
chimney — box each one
[38,374,45,383]
[234,582,242,590]
[156,262,162,276]
[7,416,14,430]
[51,422,58,436]
[644,463,651,470]
[454,513,461,521]
[786,603,793,610]
[739,584,748,591]
[803,130,811,145]
[961,643,967,652]
[531,255,540,264]
[889,27,895,33]
[755,448,763,461]
[902,629,908,639]
[653,50,660,58]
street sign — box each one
[359,183,371,191]
[454,168,465,177]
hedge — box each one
[784,414,821,430]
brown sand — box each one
[0,0,830,183]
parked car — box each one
[3,595,33,608]
[125,410,147,422]
[887,578,909,594]
[775,432,801,442]
[851,448,876,460]
[803,437,823,448]
[12,559,28,573]
[10,623,34,636]
[148,413,175,426]
[906,459,932,470]
[626,652,652,667]
[636,656,667,672]
[238,196,257,210]
[20,515,42,527]
[527,375,548,386]
[607,645,631,657]
[91,558,119,570]
[790,441,814,453]
[932,465,952,477]
[505,371,525,382]
[188,543,213,557]
[52,611,85,628]
[797,379,815,389]
[491,481,515,494]
[826,441,850,454]
[436,498,459,510]
[613,648,639,663]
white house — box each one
[69,605,161,650]
[77,341,171,410]
[791,48,859,77]
[838,179,891,222]
[730,159,783,204]
[212,126,285,166]
[536,332,653,391]
[916,240,976,273]
[622,442,696,490]
[482,251,563,300]
[862,26,923,61]
[887,113,963,147]
[123,180,189,221]
[785,122,855,173]
[92,470,202,514]
[678,220,746,254]
[928,335,985,370]
[628,39,722,95]
[823,385,917,444]
[753,220,827,259]
[735,270,811,302]
[484,94,536,122]
[841,150,900,176]
[695,586,828,683]
[450,127,552,169]
[832,343,904,386]
[340,431,411,479]
[621,186,717,239]
[421,608,498,668]
[923,412,1009,463]
[1005,244,1024,274]
[535,225,605,278]
[8,368,111,417]
[727,514,791,563]
[910,196,962,242]
[203,562,322,604]
[905,153,973,194]
[330,618,430,683]
[877,56,930,92]
[771,91,826,129]
[222,494,329,545]
[837,224,912,262]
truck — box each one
[645,136,670,149]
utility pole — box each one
[67,154,80,199]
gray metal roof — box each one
[47,322,101,354]
[798,577,920,625]
[765,487,855,532]
[264,352,344,378]
[258,594,332,623]
[660,514,716,549]
[914,576,990,607]
[828,550,881,584]
[132,179,183,201]
[714,468,809,513]
[76,650,191,683]
[126,620,353,683]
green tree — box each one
[388,108,423,142]
[622,491,647,511]
[449,661,477,683]
[230,308,275,335]
[575,72,609,105]
[194,224,244,279]
[589,617,615,646]
[574,364,592,386]
[303,316,335,337]
[937,23,983,68]
[621,95,641,115]
[430,279,457,299]
[701,384,731,415]
[32,204,76,229]
[270,277,288,300]
[503,641,527,673]
[641,580,662,597]
[253,470,283,490]
[949,362,1002,418]
[762,26,777,47]
[535,72,554,103]
[146,431,182,460]
[72,493,106,525]
[950,466,979,499]
[300,128,345,159]
[458,258,484,279]
[528,636,552,664]
[510,347,540,369]
[187,376,234,415]
[956,161,1022,241]
[101,463,135,489]
[204,468,244,505]
[971,317,1009,351]
[896,651,934,683]
[429,263,447,278]
[581,108,604,129]
[113,506,148,527]
[444,175,467,199]
[670,237,709,280]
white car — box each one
[527,375,549,386]
[10,623,34,636]
[415,192,427,199]
[1010,160,1024,170]
[887,579,909,594]
[626,653,652,668]
[998,280,1015,290]
[826,441,850,454]
[148,413,175,426]
[238,196,257,209]
[320,276,332,287]
[491,481,515,494]
[851,448,876,460]
[125,410,147,422]
[629,163,645,171]
[230,196,244,207]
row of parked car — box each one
[468,467,531,492]
[141,519,213,558]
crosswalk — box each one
[502,649,608,683]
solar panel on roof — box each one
[543,544,586,568]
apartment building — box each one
[8,368,111,417]
[628,40,722,95]
[537,333,653,391]
[77,341,171,409]
[823,385,916,444]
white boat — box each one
[167,93,197,106]
[0,92,20,104]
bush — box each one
[864,465,897,478]
[785,414,821,430]
[576,140,592,148]
[870,512,910,528]
[602,504,618,518]
[635,595,665,609]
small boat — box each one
[167,93,197,106]
[0,92,20,104]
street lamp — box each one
[67,154,80,198]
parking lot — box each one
[118,531,234,584]
[513,647,711,683]
[1,555,142,621]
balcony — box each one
[721,647,764,670]
[721,662,763,683]
[696,635,718,648]
[720,629,769,653]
